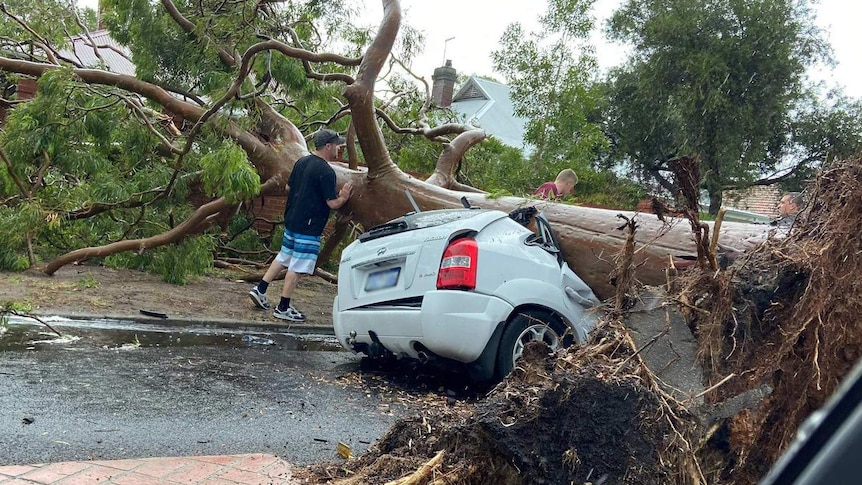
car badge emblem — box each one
[377,247,387,256]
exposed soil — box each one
[681,157,862,484]
[0,264,338,327]
[298,323,698,485]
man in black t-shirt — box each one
[248,129,353,321]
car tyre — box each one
[495,311,567,379]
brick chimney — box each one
[432,60,457,108]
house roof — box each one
[450,77,530,153]
[62,29,135,76]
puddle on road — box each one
[0,316,343,352]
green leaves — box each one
[0,0,96,47]
[0,202,43,248]
[492,0,608,171]
[199,140,260,204]
[607,0,834,210]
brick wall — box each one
[723,185,781,217]
[189,190,286,235]
[247,194,286,232]
[637,186,781,218]
[17,79,37,99]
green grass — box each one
[76,273,100,289]
[1,300,34,313]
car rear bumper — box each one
[334,290,513,363]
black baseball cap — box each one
[314,129,346,148]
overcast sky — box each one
[386,0,862,99]
[77,0,861,99]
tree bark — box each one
[327,163,767,300]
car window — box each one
[406,209,485,228]
[359,209,487,242]
[533,214,564,264]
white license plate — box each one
[365,267,401,291]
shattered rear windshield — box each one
[359,209,486,242]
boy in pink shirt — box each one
[534,169,578,200]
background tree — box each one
[778,91,862,190]
[605,0,836,213]
[491,0,641,208]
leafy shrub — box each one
[105,234,214,284]
[0,248,28,271]
[150,235,215,285]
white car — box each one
[332,201,600,381]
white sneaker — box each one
[273,306,306,322]
[248,287,270,310]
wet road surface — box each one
[0,317,412,466]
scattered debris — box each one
[139,309,168,319]
[336,441,352,460]
[300,322,702,484]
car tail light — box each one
[437,237,478,290]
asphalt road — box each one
[0,319,413,466]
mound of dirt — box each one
[300,323,701,485]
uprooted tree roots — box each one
[680,156,862,484]
[301,157,862,484]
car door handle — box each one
[566,286,595,307]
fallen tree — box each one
[0,0,769,299]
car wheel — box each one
[495,312,566,379]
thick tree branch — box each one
[425,129,487,190]
[44,197,232,275]
[346,121,358,169]
[343,0,400,178]
[0,58,266,148]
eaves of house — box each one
[449,76,530,154]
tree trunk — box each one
[329,165,767,300]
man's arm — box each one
[327,181,353,209]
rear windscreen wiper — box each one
[359,219,409,242]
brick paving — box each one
[0,454,298,485]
